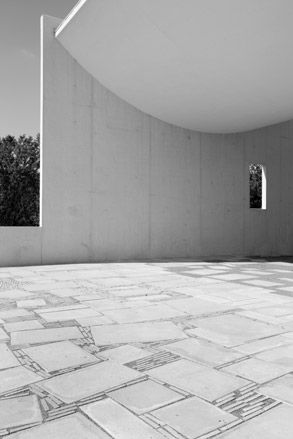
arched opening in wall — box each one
[249,164,267,210]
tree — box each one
[249,164,262,208]
[0,134,40,226]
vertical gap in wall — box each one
[89,77,94,262]
[40,17,44,263]
[279,130,283,254]
[242,135,246,256]
[199,132,202,256]
[148,116,152,258]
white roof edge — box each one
[55,0,87,37]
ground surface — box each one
[0,259,292,438]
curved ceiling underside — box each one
[56,0,293,133]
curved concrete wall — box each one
[1,14,293,266]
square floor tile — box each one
[164,338,244,366]
[103,304,186,323]
[5,320,44,332]
[0,290,33,299]
[101,345,149,363]
[220,404,293,438]
[38,307,101,322]
[81,398,164,439]
[17,299,46,308]
[0,366,42,394]
[152,397,237,438]
[211,274,255,281]
[39,361,142,403]
[0,395,42,429]
[243,280,281,287]
[167,298,231,316]
[187,269,225,276]
[0,309,32,320]
[148,359,248,401]
[11,327,83,346]
[235,335,291,355]
[23,341,97,372]
[0,327,9,342]
[91,322,186,345]
[255,344,293,366]
[8,413,111,439]
[0,344,19,370]
[259,374,293,405]
[222,358,291,383]
[190,314,283,347]
[109,379,183,413]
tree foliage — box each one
[0,134,40,226]
[249,164,262,208]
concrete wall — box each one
[1,14,293,266]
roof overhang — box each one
[56,0,293,133]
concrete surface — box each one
[0,259,293,438]
[2,15,293,266]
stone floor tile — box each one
[167,297,232,316]
[220,404,293,438]
[0,327,9,342]
[11,327,83,346]
[4,320,44,332]
[38,307,101,322]
[0,366,42,394]
[235,335,291,355]
[36,304,87,313]
[255,343,293,366]
[279,285,293,292]
[153,397,237,438]
[23,341,97,372]
[190,314,283,347]
[109,379,183,413]
[103,304,186,323]
[23,282,75,292]
[0,344,19,369]
[0,290,33,299]
[39,361,142,403]
[48,287,83,297]
[0,395,42,429]
[17,299,46,308]
[91,321,186,345]
[243,279,282,287]
[148,359,248,401]
[211,274,255,281]
[0,309,32,320]
[8,413,111,439]
[222,358,291,383]
[259,374,293,405]
[81,398,164,439]
[76,315,114,326]
[101,345,149,363]
[187,269,226,276]
[164,338,244,366]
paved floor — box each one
[0,259,292,438]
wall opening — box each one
[249,164,266,210]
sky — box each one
[0,0,78,137]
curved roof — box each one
[56,0,293,133]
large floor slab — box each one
[39,361,142,403]
[152,396,237,438]
[81,398,164,439]
[91,321,186,345]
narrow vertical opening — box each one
[249,164,267,210]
